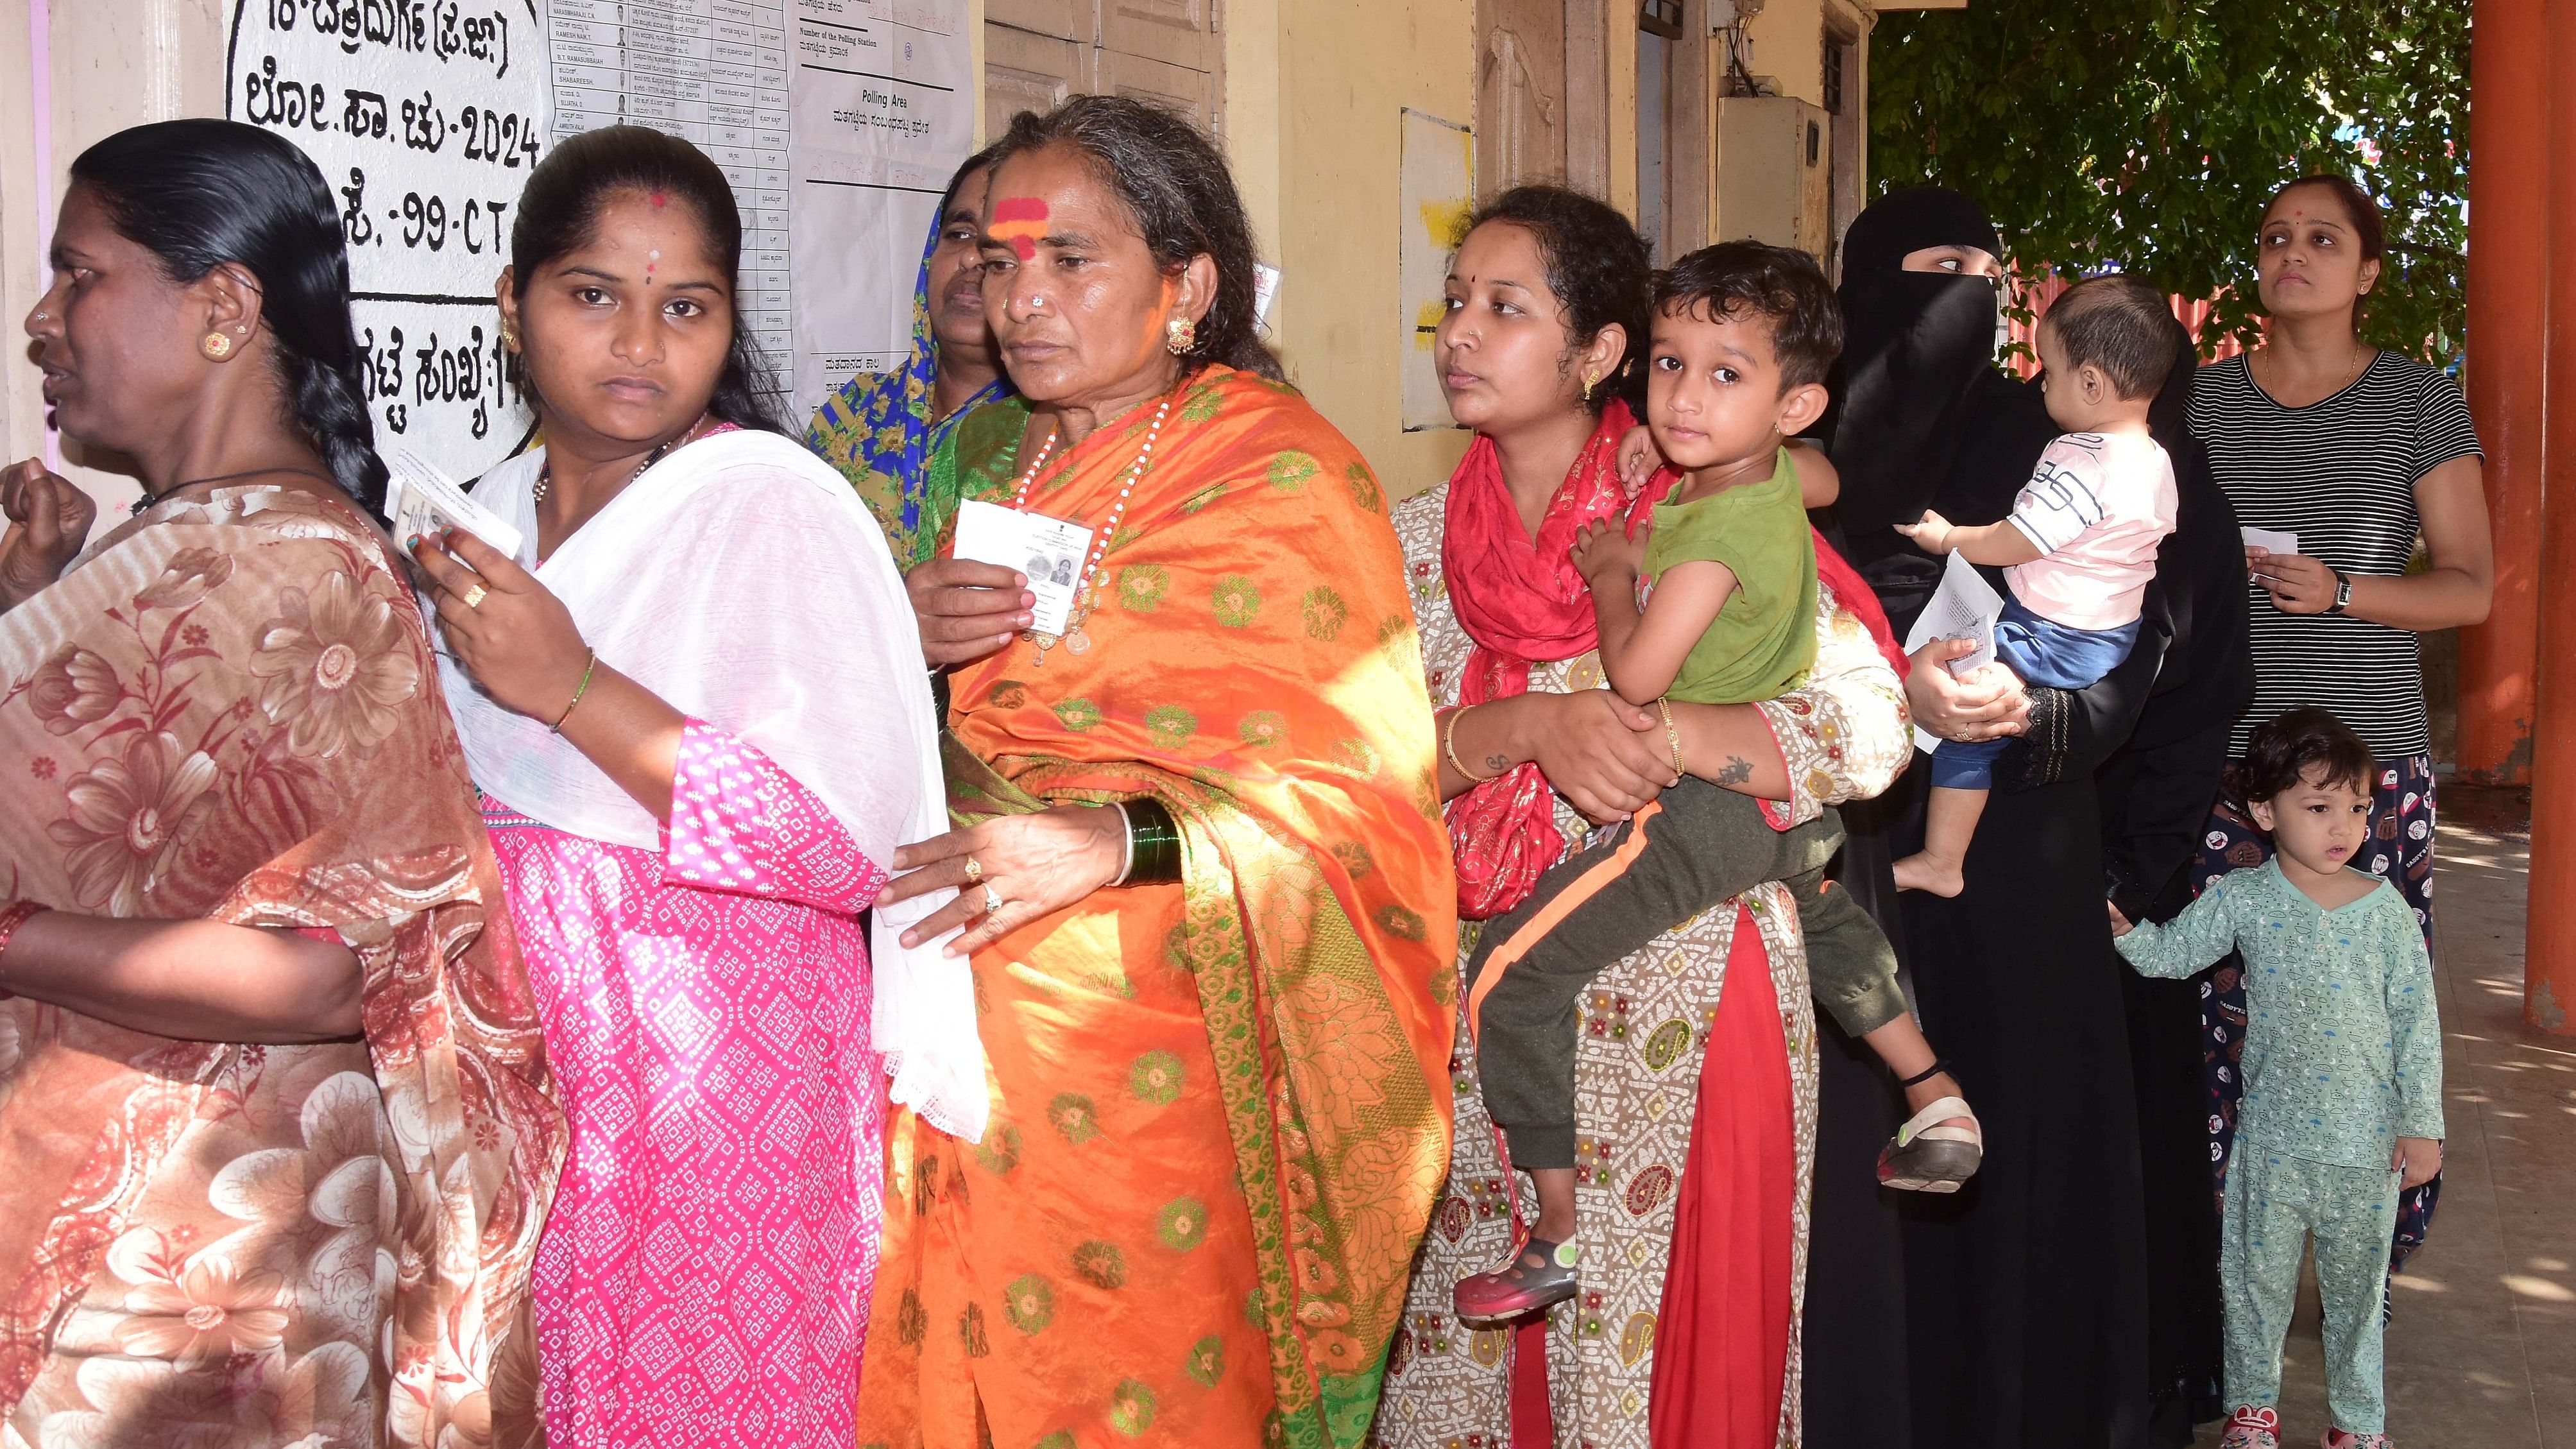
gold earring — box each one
[1165,316,1197,355]
[1583,372,1600,403]
[201,331,234,360]
[500,325,520,352]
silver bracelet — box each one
[1112,800,1136,886]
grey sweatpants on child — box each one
[1462,776,1907,1169]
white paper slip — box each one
[385,445,524,560]
[951,498,1095,637]
[2241,526,2299,556]
[1253,263,1283,325]
[1901,553,2008,755]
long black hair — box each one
[71,119,389,515]
[509,124,786,433]
[982,97,1283,382]
[1458,185,1652,416]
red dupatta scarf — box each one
[1440,400,1659,919]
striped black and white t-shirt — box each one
[2188,352,2482,759]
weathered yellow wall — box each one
[1745,0,1828,105]
[1227,0,1477,501]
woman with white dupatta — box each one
[408,126,975,1449]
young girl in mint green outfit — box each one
[2115,705,2444,1449]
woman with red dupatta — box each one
[1372,189,1909,1448]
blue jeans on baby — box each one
[1929,597,2138,790]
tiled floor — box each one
[2207,787,2572,1446]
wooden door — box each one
[1476,0,1568,196]
[984,0,1222,143]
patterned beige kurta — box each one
[1372,484,1910,1449]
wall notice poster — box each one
[1399,108,1472,433]
[227,0,971,476]
[785,1,973,419]
[545,1,793,384]
[546,0,972,419]
[226,0,548,482]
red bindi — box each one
[650,191,669,208]
[991,197,1050,262]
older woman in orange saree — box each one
[857,99,1456,1449]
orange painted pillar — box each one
[2525,0,2576,1034]
[2457,0,2550,785]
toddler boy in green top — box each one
[1453,243,1981,1329]
[2115,706,2443,1449]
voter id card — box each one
[385,445,524,560]
[951,499,1094,637]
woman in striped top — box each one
[2186,173,2490,1298]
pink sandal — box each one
[1453,1235,1579,1326]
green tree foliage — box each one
[1868,3,2469,362]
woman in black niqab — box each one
[1815,186,2061,622]
[1801,186,2159,1449]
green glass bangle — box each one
[1122,797,1184,884]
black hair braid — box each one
[285,343,389,515]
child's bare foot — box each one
[1893,850,1965,896]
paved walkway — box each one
[2232,787,2573,1446]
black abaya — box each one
[1887,387,2162,1448]
[1806,186,2174,1449]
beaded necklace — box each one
[1009,391,1173,665]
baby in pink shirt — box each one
[1892,275,2183,895]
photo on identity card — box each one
[951,499,1093,637]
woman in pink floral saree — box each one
[0,121,562,1446]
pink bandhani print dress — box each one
[481,721,887,1448]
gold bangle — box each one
[552,647,599,733]
[1442,705,1495,784]
[1657,697,1685,782]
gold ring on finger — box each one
[961,855,983,883]
[460,581,489,610]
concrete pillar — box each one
[2457,0,2548,787]
[2525,0,2576,1034]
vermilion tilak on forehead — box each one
[991,196,1049,261]
[650,190,669,208]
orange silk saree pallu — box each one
[0,488,562,1447]
[857,368,1458,1449]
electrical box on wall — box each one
[1714,96,1833,259]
